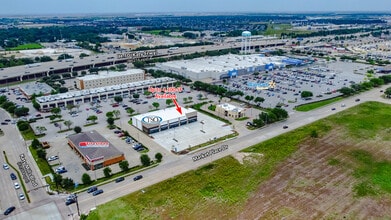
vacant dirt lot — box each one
[237,128,391,219]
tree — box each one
[166,99,173,106]
[183,97,188,103]
[51,107,61,116]
[81,173,92,185]
[37,149,47,159]
[87,115,98,123]
[106,111,114,118]
[132,93,140,99]
[31,138,41,149]
[114,96,123,103]
[126,107,135,115]
[197,93,203,100]
[74,126,82,133]
[144,91,152,96]
[14,107,29,117]
[112,109,120,119]
[140,154,151,166]
[53,173,63,191]
[385,87,391,98]
[61,177,75,190]
[254,97,265,104]
[64,120,73,130]
[188,96,193,102]
[66,104,75,113]
[339,87,355,96]
[103,167,112,178]
[301,91,313,98]
[271,108,289,120]
[119,160,129,172]
[152,102,160,110]
[107,117,115,126]
[155,153,163,163]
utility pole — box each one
[74,193,80,216]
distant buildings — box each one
[216,103,246,119]
[76,69,145,90]
[19,82,54,99]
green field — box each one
[87,102,391,220]
[294,96,343,112]
[8,43,43,50]
[258,23,312,37]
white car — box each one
[47,155,59,162]
[19,193,25,200]
[3,163,9,170]
[14,183,20,189]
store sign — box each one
[79,141,109,148]
[142,115,163,125]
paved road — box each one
[74,86,390,216]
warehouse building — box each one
[76,69,145,90]
[216,103,246,119]
[67,130,125,170]
[156,54,286,80]
[19,82,54,99]
[132,107,198,134]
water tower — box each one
[241,31,252,54]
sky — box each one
[1,0,391,15]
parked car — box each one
[3,206,15,215]
[19,193,25,200]
[55,166,67,174]
[133,175,143,181]
[10,173,17,180]
[283,125,288,129]
[87,186,98,193]
[92,189,104,196]
[115,177,125,183]
[47,155,59,162]
[65,199,75,206]
[355,98,360,102]
[14,183,20,189]
[3,163,9,170]
[331,108,336,111]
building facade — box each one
[216,103,246,119]
[76,69,145,90]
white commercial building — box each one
[132,107,198,134]
[156,54,286,81]
[216,103,246,119]
[76,69,145,89]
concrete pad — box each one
[6,202,61,220]
[151,112,234,152]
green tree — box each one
[37,149,47,159]
[140,154,151,166]
[119,160,129,172]
[155,153,163,162]
[64,120,73,130]
[14,107,29,117]
[74,126,82,133]
[106,111,114,118]
[112,110,120,119]
[87,115,98,123]
[339,87,355,96]
[53,173,63,191]
[51,107,61,116]
[144,91,152,96]
[126,107,135,115]
[254,97,265,104]
[385,87,391,98]
[114,96,123,103]
[152,102,160,110]
[183,97,188,103]
[107,117,115,126]
[132,93,140,99]
[301,91,313,98]
[61,177,74,190]
[166,99,173,106]
[66,104,75,112]
[103,167,112,178]
[31,138,41,149]
[81,173,92,185]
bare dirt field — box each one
[237,128,391,219]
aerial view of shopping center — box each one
[0,1,391,219]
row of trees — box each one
[192,81,244,97]
[252,108,289,128]
[0,55,53,68]
[0,95,30,117]
[339,75,391,97]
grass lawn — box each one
[29,146,53,175]
[294,96,343,112]
[8,43,43,50]
[87,101,391,220]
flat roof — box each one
[78,69,144,81]
[19,82,54,96]
[158,54,286,73]
[36,77,176,103]
[67,130,123,163]
[218,103,244,112]
[133,107,197,123]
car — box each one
[14,182,20,189]
[3,163,9,170]
[133,175,143,181]
[87,186,98,193]
[47,155,59,162]
[136,147,145,152]
[5,119,11,122]
[10,173,17,180]
[65,199,76,206]
[142,101,148,104]
[355,98,360,102]
[35,114,41,117]
[341,104,346,107]
[115,177,125,183]
[3,206,15,215]
[1,122,8,125]
[380,90,384,93]
[19,193,25,200]
[283,125,288,129]
[331,108,336,111]
[92,189,104,196]
[55,166,67,174]
[113,130,122,134]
